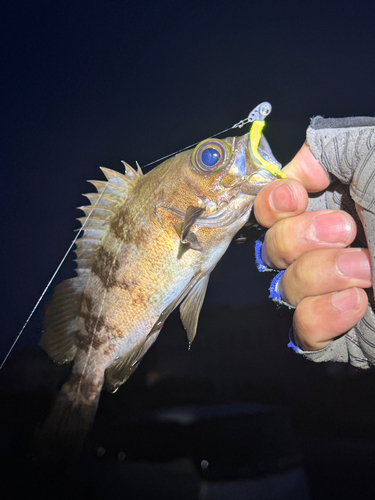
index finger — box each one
[254,143,330,228]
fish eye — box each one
[193,140,231,172]
[201,147,220,167]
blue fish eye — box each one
[193,140,229,172]
[201,147,221,167]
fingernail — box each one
[331,288,360,311]
[269,182,297,213]
[337,249,372,280]
[312,212,352,243]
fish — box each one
[34,103,283,462]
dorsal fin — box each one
[41,162,142,364]
[75,163,143,274]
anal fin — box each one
[105,329,161,393]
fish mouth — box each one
[233,130,283,194]
[239,168,279,195]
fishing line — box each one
[143,114,255,169]
[0,104,267,370]
[0,238,81,371]
[0,189,107,371]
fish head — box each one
[157,128,283,238]
[189,131,282,194]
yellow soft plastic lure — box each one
[248,102,285,178]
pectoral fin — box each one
[181,231,202,252]
[180,274,210,345]
[175,205,204,252]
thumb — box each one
[283,143,330,193]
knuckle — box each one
[282,260,311,306]
[293,298,326,350]
[289,255,312,288]
[267,219,296,265]
[285,250,328,302]
[293,306,314,349]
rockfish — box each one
[36,103,283,460]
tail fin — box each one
[32,376,101,466]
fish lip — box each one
[235,171,274,196]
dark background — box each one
[1,1,375,499]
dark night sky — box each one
[1,0,375,359]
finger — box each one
[280,248,372,306]
[254,178,309,228]
[254,143,330,228]
[293,288,369,350]
[262,209,357,269]
[283,143,330,193]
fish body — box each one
[36,117,282,459]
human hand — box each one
[254,144,372,351]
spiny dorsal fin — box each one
[87,180,130,197]
[76,162,142,274]
[180,274,210,345]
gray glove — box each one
[291,116,375,368]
